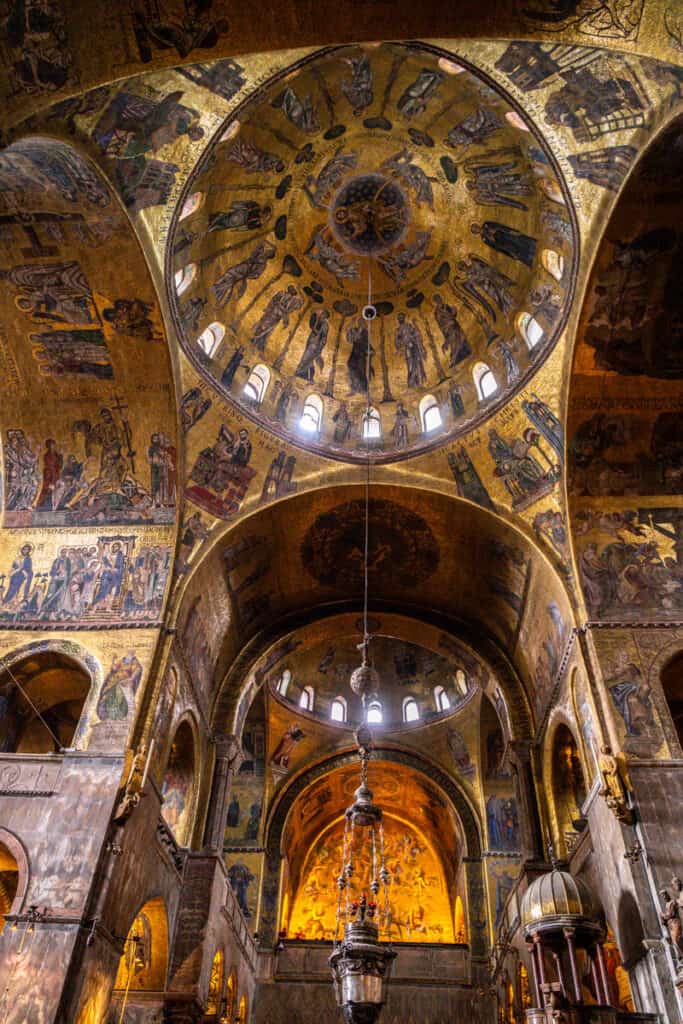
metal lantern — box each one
[329,730,396,1024]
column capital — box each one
[214,733,244,771]
[508,739,534,767]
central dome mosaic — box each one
[169,42,577,463]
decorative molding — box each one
[155,817,185,873]
[0,756,63,796]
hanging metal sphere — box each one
[350,662,380,698]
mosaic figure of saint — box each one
[341,54,374,115]
[471,221,537,267]
[395,313,427,388]
[295,309,330,382]
[433,294,471,367]
[251,285,303,352]
[208,201,273,233]
[212,241,277,306]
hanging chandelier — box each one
[328,264,396,1023]
[329,727,396,1024]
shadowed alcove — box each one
[0,651,91,754]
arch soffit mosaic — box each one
[175,484,569,736]
[265,745,483,862]
[3,5,682,131]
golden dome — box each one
[169,41,577,463]
[520,868,603,938]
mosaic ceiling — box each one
[169,41,577,462]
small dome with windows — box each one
[263,616,483,732]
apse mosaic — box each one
[169,41,577,463]
[287,813,456,943]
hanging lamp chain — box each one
[362,261,373,655]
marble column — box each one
[203,734,244,852]
[564,927,583,1003]
[509,740,543,862]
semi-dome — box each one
[169,40,577,463]
[520,867,604,941]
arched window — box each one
[161,720,195,846]
[276,669,291,697]
[434,685,451,713]
[455,669,468,697]
[175,264,196,296]
[299,685,314,712]
[362,407,382,440]
[542,249,564,282]
[330,696,347,723]
[662,651,683,748]
[473,362,497,401]
[243,363,271,405]
[179,191,204,220]
[420,394,442,433]
[197,321,225,358]
[403,696,420,723]
[0,651,90,754]
[516,312,544,350]
[366,699,383,724]
[299,394,323,434]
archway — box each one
[112,896,169,999]
[661,650,683,749]
[567,113,683,625]
[264,747,485,954]
[0,843,19,933]
[206,948,224,1017]
[226,971,237,1021]
[237,994,248,1024]
[161,719,196,845]
[550,722,587,856]
[0,651,90,753]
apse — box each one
[280,760,466,945]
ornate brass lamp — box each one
[329,728,396,1024]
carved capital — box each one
[508,740,533,767]
[215,733,244,772]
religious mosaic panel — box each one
[287,813,456,943]
[168,41,578,464]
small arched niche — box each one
[551,722,587,855]
[237,994,248,1023]
[113,897,169,996]
[161,720,196,846]
[0,651,90,754]
[0,842,20,933]
[206,949,224,1017]
[226,971,237,1021]
[661,650,683,750]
